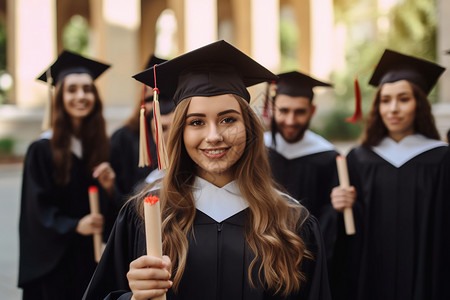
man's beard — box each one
[280,122,309,144]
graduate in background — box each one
[18,51,117,300]
[110,54,167,202]
[264,71,340,270]
[83,40,332,300]
[330,49,450,300]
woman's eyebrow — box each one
[217,109,241,117]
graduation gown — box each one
[264,131,340,267]
[110,121,158,201]
[82,177,332,300]
[332,135,450,300]
[18,137,115,300]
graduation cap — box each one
[275,71,332,100]
[133,40,278,105]
[37,50,110,86]
[368,49,445,95]
[132,40,277,170]
[36,50,110,131]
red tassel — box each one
[346,77,363,123]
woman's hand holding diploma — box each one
[127,255,172,300]
[129,195,172,300]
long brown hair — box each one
[51,77,109,185]
[136,95,310,296]
[361,81,440,147]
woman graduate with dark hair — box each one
[331,49,450,300]
[18,51,117,300]
[83,40,332,300]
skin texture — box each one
[378,80,417,142]
[273,94,316,143]
[183,94,246,187]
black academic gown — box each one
[332,144,450,300]
[18,139,115,300]
[110,122,158,203]
[82,195,332,300]
[266,146,340,271]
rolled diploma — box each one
[88,186,103,262]
[336,156,356,235]
[144,196,165,300]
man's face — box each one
[273,94,316,143]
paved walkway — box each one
[0,162,22,299]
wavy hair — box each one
[136,95,310,296]
[362,81,440,147]
[51,78,109,185]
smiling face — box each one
[183,94,246,186]
[379,80,417,142]
[273,94,316,143]
[62,73,96,125]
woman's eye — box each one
[221,117,236,124]
[400,97,410,102]
[189,119,203,126]
[380,98,390,104]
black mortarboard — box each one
[145,54,167,70]
[275,71,332,100]
[369,49,445,95]
[37,50,110,86]
[132,40,278,105]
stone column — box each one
[10,0,56,107]
[183,0,217,52]
[250,0,280,72]
[91,0,141,107]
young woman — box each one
[18,51,117,300]
[330,49,450,300]
[83,40,332,300]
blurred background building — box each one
[0,0,449,157]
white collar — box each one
[40,130,82,159]
[193,176,248,222]
[145,169,166,185]
[372,134,447,168]
[264,130,336,159]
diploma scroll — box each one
[88,186,103,262]
[144,195,166,300]
[336,156,356,235]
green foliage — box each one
[62,15,89,56]
[0,137,14,154]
